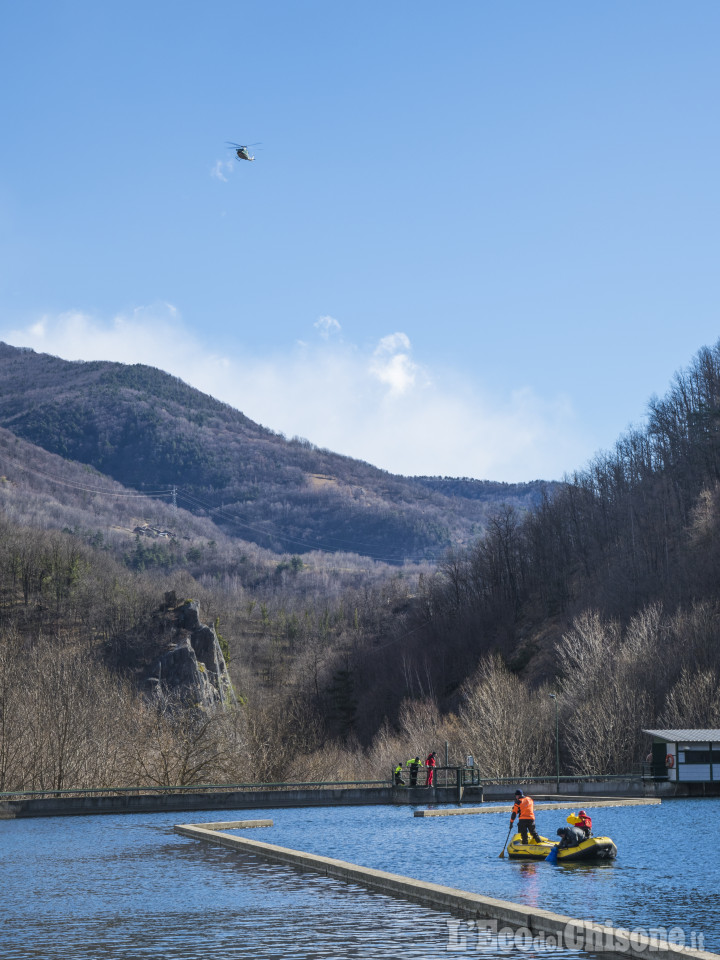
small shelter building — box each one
[643,729,720,783]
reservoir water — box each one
[1,798,717,958]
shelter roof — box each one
[643,729,720,742]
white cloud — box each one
[0,309,588,481]
[375,333,410,354]
[313,315,341,339]
[370,332,421,395]
[211,160,233,182]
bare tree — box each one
[457,654,554,778]
[661,667,720,728]
[556,609,654,775]
[129,701,237,787]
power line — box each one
[0,446,440,564]
[174,487,436,564]
[0,449,173,500]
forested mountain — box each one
[0,343,549,562]
[421,340,720,659]
[396,340,720,773]
[2,339,720,794]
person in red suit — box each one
[425,751,437,787]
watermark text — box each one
[445,918,706,953]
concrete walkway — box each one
[0,784,480,819]
[414,798,661,816]
[174,820,717,960]
[0,777,688,820]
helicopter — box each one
[226,141,260,162]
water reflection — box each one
[1,814,588,960]
[1,798,718,958]
[515,860,543,909]
[244,797,718,949]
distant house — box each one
[643,729,720,783]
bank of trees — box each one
[0,519,718,791]
[555,602,720,774]
[407,342,720,771]
[421,341,720,648]
[2,342,720,790]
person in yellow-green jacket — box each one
[510,789,541,844]
[394,762,405,786]
[406,756,423,787]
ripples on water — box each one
[2,798,718,958]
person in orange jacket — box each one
[510,789,541,844]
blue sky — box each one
[2,2,720,482]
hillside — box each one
[2,341,720,793]
[0,423,427,744]
[0,424,414,597]
[393,340,720,770]
[0,342,550,562]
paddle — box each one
[545,843,558,863]
[498,823,513,858]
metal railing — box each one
[471,772,645,785]
[1,768,479,800]
[0,779,389,800]
[637,760,669,781]
[392,765,480,789]
[0,767,653,802]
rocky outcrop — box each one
[146,597,236,712]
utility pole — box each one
[172,485,177,511]
[549,694,560,793]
